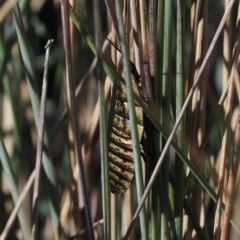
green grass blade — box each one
[174,0,185,238]
[0,130,31,239]
[161,0,173,237]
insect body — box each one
[108,62,144,197]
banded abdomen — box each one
[108,62,144,197]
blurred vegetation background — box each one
[1,0,240,239]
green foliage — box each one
[1,1,240,239]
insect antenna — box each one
[78,10,122,54]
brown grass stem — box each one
[31,39,53,240]
[62,1,94,239]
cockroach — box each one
[108,61,144,197]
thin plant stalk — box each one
[31,39,53,240]
[93,0,111,239]
[214,42,239,239]
[155,3,164,210]
[62,1,94,239]
[161,0,173,238]
[175,0,185,238]
[220,106,240,240]
[139,0,152,102]
[110,194,117,240]
[223,0,233,88]
[104,0,120,38]
[148,1,159,238]
[130,0,142,77]
[63,0,82,232]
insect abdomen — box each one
[108,64,144,197]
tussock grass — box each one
[1,0,240,239]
